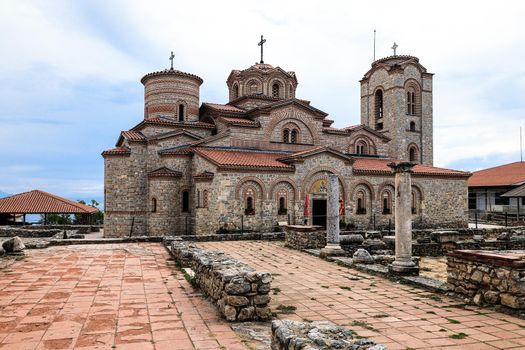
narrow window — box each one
[412,192,417,214]
[409,121,416,131]
[382,192,391,214]
[409,147,417,162]
[356,192,366,215]
[374,89,383,130]
[289,84,293,98]
[290,129,298,144]
[407,88,416,115]
[248,80,258,94]
[151,198,157,213]
[278,197,287,214]
[356,141,367,155]
[283,129,290,143]
[233,85,239,99]
[182,190,189,212]
[245,197,254,215]
[203,190,208,208]
[272,83,280,98]
[178,104,185,121]
[197,190,201,208]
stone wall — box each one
[447,250,525,309]
[0,227,61,238]
[271,320,386,350]
[170,240,272,321]
[284,226,326,249]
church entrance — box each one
[312,199,327,228]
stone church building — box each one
[102,53,470,237]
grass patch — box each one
[272,287,281,295]
[321,285,330,289]
[449,332,468,339]
[372,314,389,318]
[350,320,378,332]
[276,304,297,314]
[446,318,461,324]
[339,286,352,291]
[420,267,432,272]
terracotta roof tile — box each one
[353,158,471,177]
[0,190,98,214]
[219,117,259,127]
[121,130,146,142]
[322,127,349,135]
[136,117,215,129]
[194,148,293,171]
[148,167,182,178]
[468,162,525,187]
[203,103,246,113]
[193,171,215,179]
[158,146,194,156]
[102,147,131,156]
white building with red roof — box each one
[102,53,471,236]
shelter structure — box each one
[468,162,525,214]
[0,190,98,225]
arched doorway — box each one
[310,179,328,227]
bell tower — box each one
[360,53,434,165]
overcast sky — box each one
[0,0,524,202]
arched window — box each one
[178,104,185,122]
[182,190,189,212]
[412,192,417,214]
[290,129,298,144]
[382,192,392,214]
[248,80,258,94]
[407,87,416,115]
[374,89,383,130]
[355,140,368,155]
[356,191,366,215]
[278,197,287,214]
[203,190,208,208]
[272,83,280,98]
[288,84,293,98]
[244,188,255,215]
[151,198,157,213]
[283,129,290,143]
[232,84,239,100]
[409,146,418,162]
[409,121,416,131]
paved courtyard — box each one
[0,243,247,350]
[200,241,525,350]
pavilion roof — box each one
[0,190,99,214]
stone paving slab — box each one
[200,241,525,350]
[0,243,248,350]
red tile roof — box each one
[194,148,293,171]
[468,162,525,187]
[203,103,246,113]
[158,146,194,156]
[102,147,131,156]
[0,190,99,214]
[219,117,259,127]
[148,167,182,178]
[121,130,146,142]
[134,117,215,130]
[193,171,215,179]
[352,158,471,177]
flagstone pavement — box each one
[199,241,525,350]
[0,243,248,350]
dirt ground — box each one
[419,256,448,282]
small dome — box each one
[251,63,274,71]
[140,68,203,85]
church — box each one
[102,45,471,237]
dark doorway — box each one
[312,199,327,228]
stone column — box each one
[320,174,345,257]
[388,162,419,275]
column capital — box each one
[387,161,415,174]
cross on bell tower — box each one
[169,51,175,70]
[391,42,398,56]
[258,35,266,64]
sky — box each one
[0,0,524,204]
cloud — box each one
[0,0,524,201]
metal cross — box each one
[169,51,175,70]
[391,42,398,56]
[258,35,266,64]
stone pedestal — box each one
[320,175,345,257]
[387,162,419,276]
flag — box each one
[303,194,309,224]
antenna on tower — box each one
[520,126,523,162]
[373,29,376,61]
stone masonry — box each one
[103,54,470,237]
